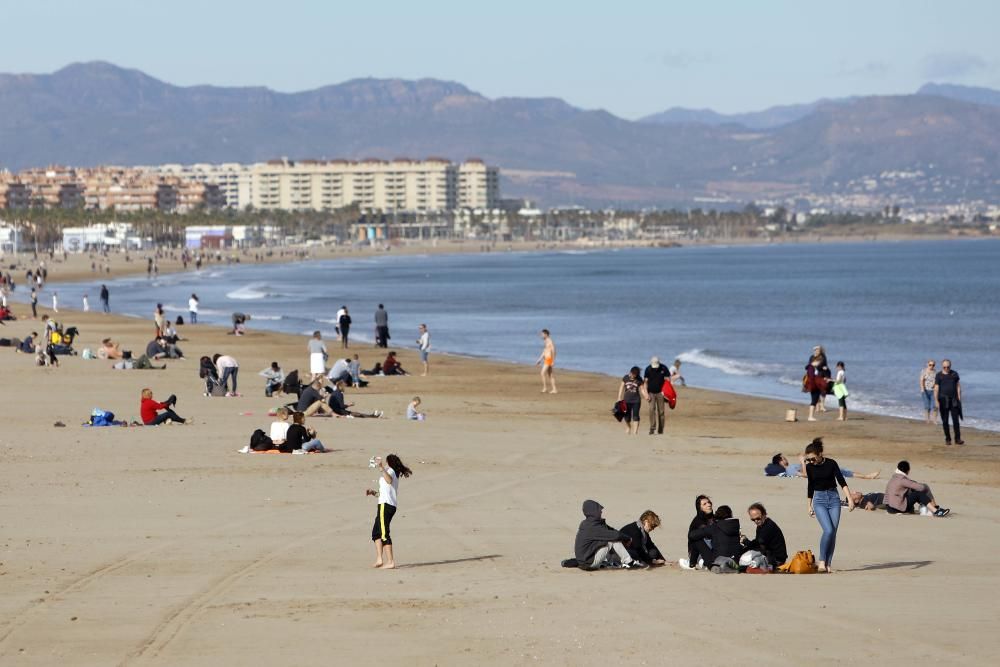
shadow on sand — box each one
[399,554,502,569]
[845,560,933,572]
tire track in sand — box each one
[120,471,559,665]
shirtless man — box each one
[536,329,557,393]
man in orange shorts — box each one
[536,329,557,393]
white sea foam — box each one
[226,283,272,300]
[677,349,781,377]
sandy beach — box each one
[2,270,1000,665]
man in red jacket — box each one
[140,388,186,425]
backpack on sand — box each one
[778,550,819,574]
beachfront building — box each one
[61,222,143,252]
[184,224,281,249]
[150,163,252,209]
[458,159,500,210]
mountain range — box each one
[1,62,999,208]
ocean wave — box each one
[677,348,781,377]
[226,283,277,300]
[249,314,283,320]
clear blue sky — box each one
[3,0,998,118]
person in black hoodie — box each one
[689,505,742,571]
[685,495,715,568]
[619,510,667,566]
[741,502,788,567]
[574,500,643,570]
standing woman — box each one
[369,453,413,569]
[213,353,240,397]
[308,330,328,383]
[805,352,827,422]
[154,303,166,337]
[919,360,937,424]
[617,366,649,435]
[189,293,199,324]
[804,438,854,572]
[339,307,352,349]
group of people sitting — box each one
[292,377,384,419]
[682,495,787,572]
[564,496,787,573]
[242,407,327,454]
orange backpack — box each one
[778,550,819,574]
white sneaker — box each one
[237,445,250,454]
[678,558,693,569]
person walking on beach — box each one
[804,349,829,422]
[154,303,166,337]
[536,329,557,393]
[30,288,38,318]
[338,307,352,348]
[804,438,854,573]
[100,284,109,313]
[308,331,328,382]
[374,304,390,348]
[919,360,938,424]
[51,292,58,313]
[617,366,649,435]
[368,454,413,569]
[643,356,669,435]
[934,359,963,445]
[416,323,430,376]
[189,294,199,324]
[832,361,848,421]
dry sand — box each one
[1,271,1000,665]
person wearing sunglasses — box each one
[933,359,964,445]
[741,503,788,568]
[919,360,938,424]
[804,438,854,572]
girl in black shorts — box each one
[617,366,649,436]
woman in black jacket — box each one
[619,510,666,566]
[689,505,742,567]
[685,495,715,568]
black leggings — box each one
[624,400,641,422]
[939,401,961,441]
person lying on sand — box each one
[765,453,879,480]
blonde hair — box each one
[639,510,660,529]
[276,407,289,419]
[141,388,153,399]
[411,396,421,404]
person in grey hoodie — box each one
[573,500,643,570]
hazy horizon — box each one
[2,0,998,119]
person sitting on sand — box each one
[382,351,407,376]
[297,379,334,417]
[17,332,38,354]
[140,388,185,425]
[282,411,326,453]
[327,357,353,385]
[885,460,950,517]
[97,337,124,360]
[259,361,285,397]
[741,503,788,567]
[146,337,183,360]
[681,495,715,569]
[326,380,383,418]
[406,396,425,421]
[269,407,290,447]
[765,452,880,480]
[849,490,886,511]
[573,500,643,570]
[618,510,667,567]
[687,505,742,571]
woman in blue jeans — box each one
[804,438,855,572]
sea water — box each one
[35,239,1000,430]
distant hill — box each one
[917,82,1000,107]
[638,100,853,130]
[1,62,999,208]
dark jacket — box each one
[327,388,349,416]
[691,518,742,560]
[619,521,663,565]
[296,386,323,412]
[764,463,785,476]
[687,513,715,561]
[743,517,788,565]
[574,500,622,564]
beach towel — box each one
[662,379,677,409]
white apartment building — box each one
[147,158,497,212]
[458,159,500,210]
